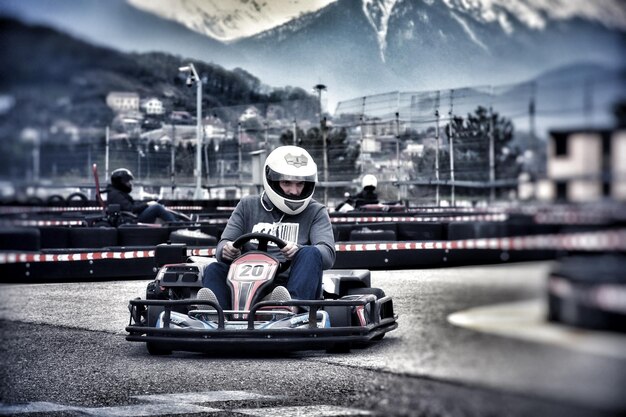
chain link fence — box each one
[3,69,624,207]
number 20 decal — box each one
[238,264,265,277]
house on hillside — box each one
[239,106,260,122]
[203,116,227,144]
[170,111,193,124]
[49,119,80,143]
[140,97,165,115]
[106,92,139,113]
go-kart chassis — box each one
[126,295,397,352]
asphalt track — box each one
[1,261,625,417]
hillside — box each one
[0,17,318,135]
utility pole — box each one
[238,122,243,183]
[170,123,176,196]
[395,112,401,201]
[448,90,455,207]
[292,119,297,145]
[105,126,110,181]
[178,63,204,199]
[263,121,269,154]
[359,116,364,173]
[434,108,440,207]
[528,81,537,198]
[488,105,495,202]
[313,83,328,205]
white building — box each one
[535,129,626,202]
[141,98,165,115]
[239,106,260,122]
[106,92,140,113]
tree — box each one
[278,124,359,194]
[445,106,520,183]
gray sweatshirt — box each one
[216,193,336,269]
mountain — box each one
[0,17,317,133]
[127,0,337,42]
[233,0,625,108]
[0,0,624,111]
[0,0,247,69]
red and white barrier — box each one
[1,229,623,265]
[331,214,508,223]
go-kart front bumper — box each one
[126,296,397,352]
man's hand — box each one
[222,241,241,261]
[281,241,300,260]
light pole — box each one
[313,83,327,205]
[237,122,243,183]
[395,112,401,201]
[179,63,204,200]
[20,128,40,183]
[263,121,269,153]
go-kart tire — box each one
[0,228,40,251]
[68,227,117,248]
[345,287,385,299]
[46,194,66,206]
[349,229,396,242]
[345,287,386,341]
[146,305,172,355]
[146,342,172,356]
[66,192,88,203]
[169,229,217,246]
[147,305,165,327]
[326,342,351,354]
[325,305,352,327]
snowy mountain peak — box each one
[127,0,336,42]
[440,0,626,33]
[362,0,398,62]
[127,0,626,44]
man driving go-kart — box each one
[126,145,397,355]
[200,145,336,308]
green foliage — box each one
[445,106,520,181]
[0,17,318,134]
[279,124,359,183]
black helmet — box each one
[111,168,134,192]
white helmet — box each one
[362,174,377,189]
[263,146,317,215]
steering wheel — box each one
[232,232,287,252]
[232,232,291,272]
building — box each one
[140,98,165,115]
[239,106,260,122]
[203,116,227,143]
[106,92,140,113]
[535,129,626,201]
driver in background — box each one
[105,168,177,223]
[200,145,336,308]
[353,174,379,208]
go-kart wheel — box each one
[147,305,165,327]
[145,305,172,355]
[326,342,351,353]
[345,288,387,341]
[325,305,352,327]
[345,287,386,299]
[146,342,171,356]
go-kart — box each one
[126,232,397,355]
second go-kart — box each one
[126,232,398,355]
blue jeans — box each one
[138,203,177,223]
[201,246,323,309]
